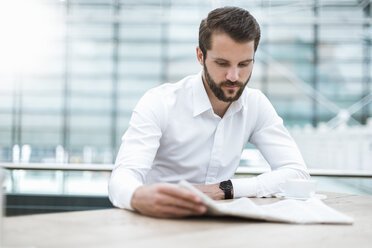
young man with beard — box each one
[109,7,310,218]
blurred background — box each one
[0,0,371,215]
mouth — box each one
[223,85,239,90]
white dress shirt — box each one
[109,71,310,210]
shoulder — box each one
[133,74,197,125]
[240,87,279,123]
[138,74,196,108]
[243,87,265,97]
[144,74,195,97]
[241,88,282,130]
[241,87,271,106]
[148,74,195,97]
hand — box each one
[131,183,207,218]
[193,184,225,200]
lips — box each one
[223,85,239,89]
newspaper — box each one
[179,180,354,225]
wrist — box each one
[219,180,234,199]
[216,184,225,200]
[130,185,143,211]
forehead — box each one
[208,32,255,61]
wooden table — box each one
[3,192,372,248]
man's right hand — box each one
[131,183,207,218]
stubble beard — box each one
[203,64,251,103]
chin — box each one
[225,91,238,97]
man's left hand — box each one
[193,184,225,200]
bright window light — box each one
[0,0,62,75]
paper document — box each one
[179,180,354,225]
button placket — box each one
[205,119,225,184]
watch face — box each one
[220,181,232,190]
[220,180,233,199]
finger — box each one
[158,184,202,203]
[158,205,205,218]
[158,193,206,213]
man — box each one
[109,6,310,218]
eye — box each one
[239,62,250,67]
[215,61,228,67]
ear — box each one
[196,46,204,66]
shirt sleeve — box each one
[108,90,166,210]
[231,91,310,198]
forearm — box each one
[193,183,226,200]
[232,166,310,198]
[108,167,144,210]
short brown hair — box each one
[199,7,261,58]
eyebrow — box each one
[214,58,254,63]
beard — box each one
[203,64,251,103]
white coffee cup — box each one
[282,178,317,199]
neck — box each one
[202,74,231,118]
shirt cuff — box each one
[231,177,258,198]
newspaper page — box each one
[179,180,354,225]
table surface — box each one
[3,192,372,248]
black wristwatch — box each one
[219,180,234,199]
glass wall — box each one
[0,0,371,172]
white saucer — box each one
[275,193,327,200]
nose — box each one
[226,67,239,82]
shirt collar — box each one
[192,70,245,118]
[192,71,213,117]
[224,90,245,118]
